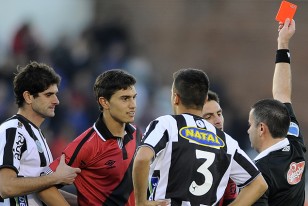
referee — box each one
[250,18,306,206]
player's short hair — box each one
[13,61,61,107]
[93,69,136,110]
[207,90,220,103]
[173,68,210,110]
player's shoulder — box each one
[0,116,29,133]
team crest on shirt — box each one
[287,161,305,185]
[35,140,44,153]
[17,121,23,128]
[179,127,225,148]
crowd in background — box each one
[0,19,253,159]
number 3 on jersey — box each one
[189,150,215,196]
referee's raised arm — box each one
[273,18,295,103]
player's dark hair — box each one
[173,68,210,110]
[251,99,290,138]
[207,90,220,103]
[13,61,61,108]
[94,69,136,111]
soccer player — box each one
[44,69,142,205]
[0,61,81,206]
[202,90,238,206]
[133,68,267,205]
[249,18,306,206]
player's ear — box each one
[23,91,32,104]
[173,93,180,105]
[98,97,110,110]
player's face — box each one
[31,84,59,118]
[202,100,224,130]
[108,86,137,124]
[247,109,261,153]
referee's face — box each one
[248,109,260,152]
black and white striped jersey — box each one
[0,114,53,206]
[142,113,260,205]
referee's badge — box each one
[35,140,44,153]
[287,161,305,185]
[287,122,299,137]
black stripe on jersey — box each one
[3,128,17,166]
[215,127,227,152]
[234,150,260,188]
[172,115,187,130]
[0,196,3,202]
[9,197,15,205]
[67,128,95,166]
[143,120,169,156]
[142,120,159,143]
[103,139,135,206]
[14,116,47,167]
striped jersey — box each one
[0,114,53,206]
[142,113,260,205]
[252,103,306,206]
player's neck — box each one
[176,106,203,117]
[17,107,44,128]
[102,114,126,138]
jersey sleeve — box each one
[140,115,172,157]
[0,125,26,174]
[284,103,304,144]
[228,137,261,188]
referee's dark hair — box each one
[251,99,290,138]
[94,69,136,111]
[173,68,210,110]
[13,61,61,108]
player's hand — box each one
[277,18,295,49]
[53,154,81,185]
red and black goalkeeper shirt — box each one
[49,114,142,206]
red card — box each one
[275,0,297,22]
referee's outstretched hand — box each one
[53,154,81,185]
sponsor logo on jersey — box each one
[282,145,290,151]
[105,160,116,168]
[287,161,305,185]
[14,132,26,160]
[287,122,299,137]
[179,127,225,148]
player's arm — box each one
[228,175,268,206]
[272,18,295,103]
[133,146,153,205]
[37,187,70,206]
[59,189,78,206]
[0,154,80,198]
[133,146,168,206]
